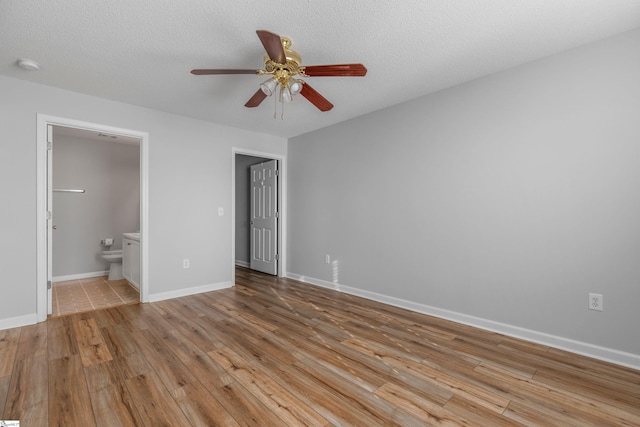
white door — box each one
[47,125,53,314]
[250,160,278,275]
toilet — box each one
[102,249,124,280]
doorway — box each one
[36,115,149,321]
[232,149,287,283]
[51,126,140,316]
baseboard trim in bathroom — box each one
[53,270,109,283]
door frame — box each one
[36,114,150,321]
[231,148,287,284]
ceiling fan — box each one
[191,30,367,112]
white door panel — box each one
[250,160,278,275]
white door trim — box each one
[231,148,287,284]
[36,114,150,322]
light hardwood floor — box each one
[1,267,639,426]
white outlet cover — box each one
[588,293,603,311]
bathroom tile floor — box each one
[51,276,139,317]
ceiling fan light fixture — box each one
[288,78,303,95]
[260,77,277,96]
[279,86,293,103]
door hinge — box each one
[47,141,53,150]
[46,211,52,220]
[275,169,279,176]
[275,211,279,219]
[47,280,52,290]
[275,253,279,261]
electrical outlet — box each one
[325,254,330,264]
[183,259,190,269]
[588,293,603,311]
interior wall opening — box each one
[232,149,287,284]
[36,114,150,322]
[50,126,141,316]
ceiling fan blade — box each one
[303,64,367,77]
[256,30,286,64]
[300,83,334,112]
[191,69,258,75]
[245,89,268,108]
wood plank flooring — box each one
[1,267,639,426]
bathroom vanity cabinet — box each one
[123,233,140,289]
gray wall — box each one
[235,154,270,266]
[288,29,640,358]
[52,132,140,278]
[0,75,286,324]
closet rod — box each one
[53,189,85,193]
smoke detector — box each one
[17,58,41,71]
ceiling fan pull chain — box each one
[273,91,277,119]
[281,95,285,120]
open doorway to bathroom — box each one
[50,126,141,316]
[36,115,149,321]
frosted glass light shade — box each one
[260,77,277,96]
[288,79,303,95]
[279,86,292,103]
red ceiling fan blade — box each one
[300,83,334,112]
[244,89,268,108]
[303,64,367,77]
[191,69,259,75]
[256,30,286,64]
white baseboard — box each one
[286,272,640,371]
[0,313,39,331]
[235,260,250,268]
[53,271,109,282]
[147,281,233,303]
[1,281,231,331]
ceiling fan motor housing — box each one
[263,37,306,84]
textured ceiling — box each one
[2,1,639,138]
